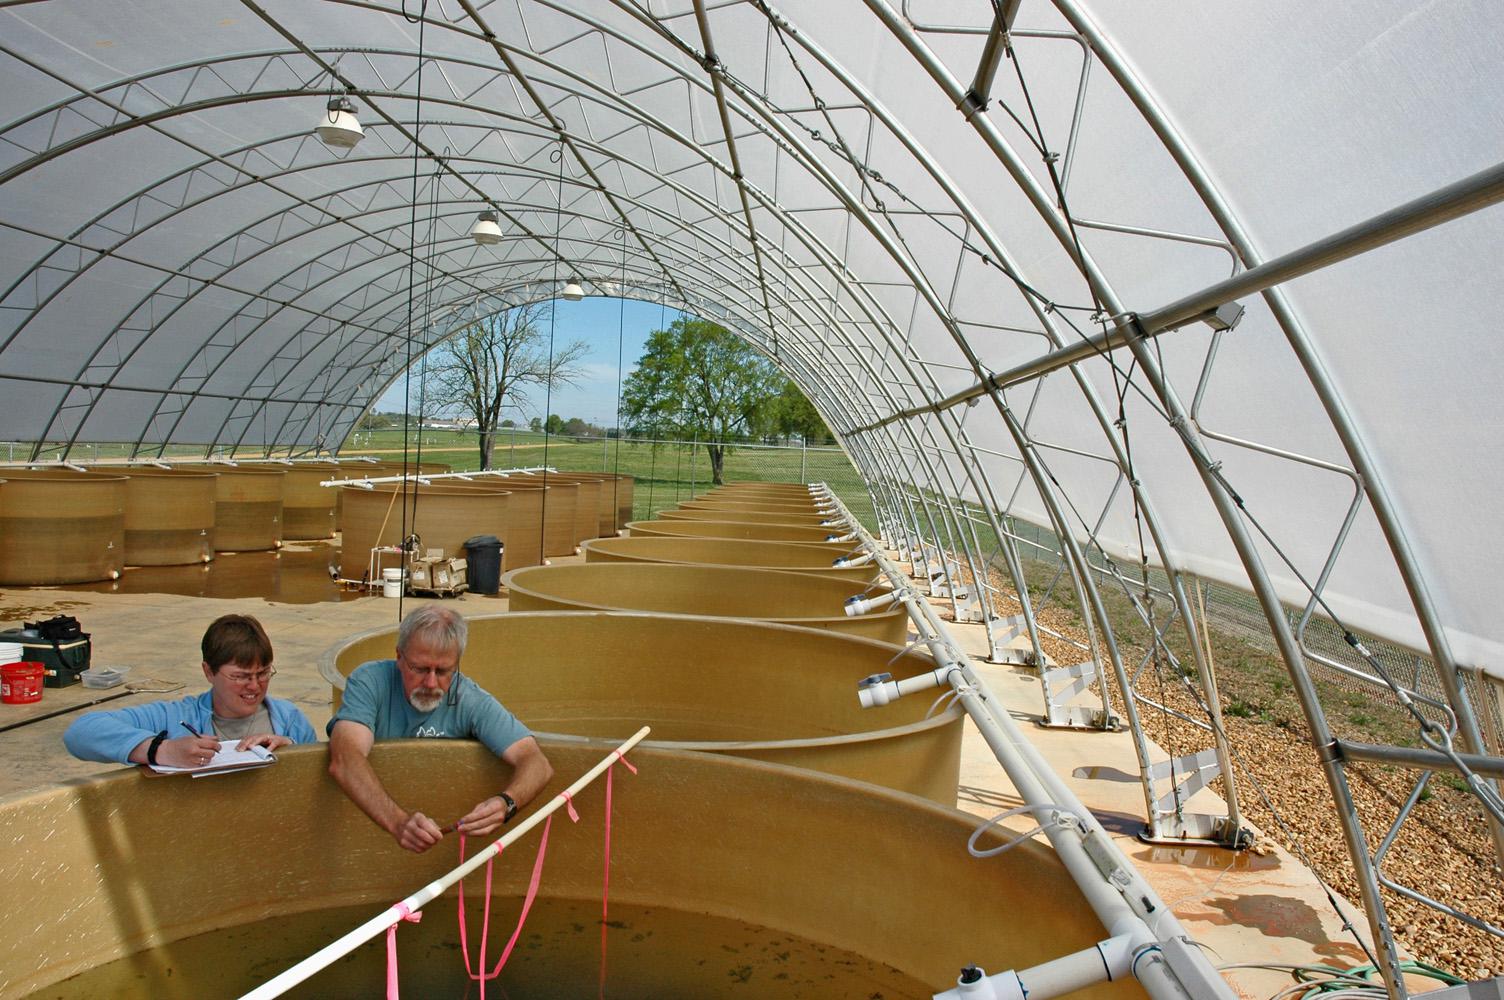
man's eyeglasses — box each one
[401,662,455,681]
[222,667,277,686]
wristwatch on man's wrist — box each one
[499,791,518,823]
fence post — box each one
[801,438,808,482]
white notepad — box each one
[148,738,276,777]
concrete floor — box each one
[0,537,1413,999]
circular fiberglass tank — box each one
[487,476,580,556]
[678,497,830,516]
[539,471,633,533]
[625,518,849,545]
[582,536,880,584]
[280,461,342,539]
[697,490,819,507]
[0,468,125,584]
[430,478,564,568]
[517,472,602,545]
[326,610,960,800]
[170,464,286,551]
[3,742,1129,1000]
[326,460,452,532]
[110,466,216,565]
[705,480,811,494]
[503,563,907,643]
[659,506,840,527]
[338,483,509,576]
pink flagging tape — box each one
[448,743,642,1000]
[384,902,422,1000]
[455,816,556,999]
[600,753,638,999]
[456,835,499,996]
[489,815,554,980]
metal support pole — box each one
[862,6,1430,988]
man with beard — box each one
[327,605,552,854]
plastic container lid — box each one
[81,666,129,689]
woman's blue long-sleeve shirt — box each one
[63,690,318,764]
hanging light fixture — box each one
[561,276,586,301]
[469,210,503,245]
[316,94,364,149]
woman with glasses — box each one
[64,614,317,769]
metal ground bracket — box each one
[986,613,1046,666]
[1038,659,1119,730]
[1140,747,1252,848]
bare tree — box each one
[424,303,589,469]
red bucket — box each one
[1,662,45,704]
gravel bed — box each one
[980,572,1503,980]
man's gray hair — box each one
[397,605,468,658]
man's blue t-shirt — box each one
[329,659,531,757]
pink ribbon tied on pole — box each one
[385,901,423,1000]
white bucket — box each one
[0,641,23,665]
[381,567,405,598]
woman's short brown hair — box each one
[201,614,274,673]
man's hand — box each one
[235,733,293,753]
[329,720,422,852]
[396,811,446,853]
[452,796,510,839]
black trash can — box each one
[463,534,504,595]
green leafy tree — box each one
[357,411,392,431]
[621,318,784,484]
[424,302,588,469]
[528,417,543,433]
[765,379,832,444]
[544,413,566,435]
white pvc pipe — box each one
[845,590,900,615]
[857,665,952,708]
[317,467,553,488]
[833,550,876,568]
[817,487,1230,1000]
[238,726,651,1000]
[933,933,1137,1000]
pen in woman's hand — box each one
[180,720,203,738]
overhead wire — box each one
[538,138,567,562]
[396,0,430,621]
[610,225,628,531]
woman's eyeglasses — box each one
[222,667,277,686]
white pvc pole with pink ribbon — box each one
[238,726,651,1000]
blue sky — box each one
[376,297,685,428]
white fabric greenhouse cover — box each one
[0,1,1501,675]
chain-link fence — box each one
[1004,512,1504,756]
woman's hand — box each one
[234,733,293,753]
[159,735,223,768]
